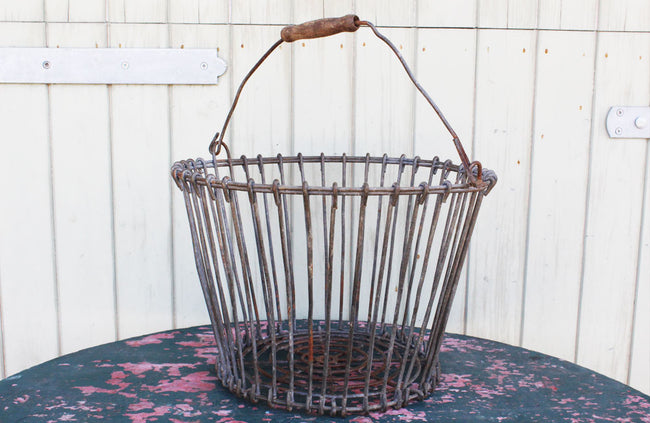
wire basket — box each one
[171,15,497,416]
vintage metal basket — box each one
[171,15,497,416]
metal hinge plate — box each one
[606,106,650,139]
[0,48,227,85]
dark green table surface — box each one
[0,325,648,422]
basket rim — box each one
[170,154,497,197]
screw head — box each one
[634,116,648,129]
[121,61,129,70]
[200,62,208,70]
[615,127,623,135]
[42,60,51,69]
[616,108,624,117]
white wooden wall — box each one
[0,0,648,395]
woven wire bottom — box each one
[216,323,440,416]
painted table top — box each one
[0,325,648,422]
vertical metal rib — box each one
[277,155,296,329]
[338,154,347,328]
[379,156,407,333]
[212,178,247,394]
[246,179,278,400]
[301,180,315,409]
[233,157,262,335]
[400,187,446,394]
[319,183,338,414]
[363,186,397,412]
[182,182,230,378]
[256,156,283,325]
[427,191,483,380]
[272,179,295,409]
[320,154,329,292]
[193,177,236,381]
[420,183,469,386]
[400,158,422,330]
[427,188,469,359]
[206,192,239,386]
[395,183,431,404]
[367,155,388,323]
[227,187,261,397]
[380,187,422,406]
[341,183,369,416]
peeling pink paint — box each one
[143,371,216,393]
[118,362,195,377]
[14,394,29,404]
[125,406,171,423]
[370,407,427,421]
[127,399,154,412]
[126,332,180,347]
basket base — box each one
[215,322,440,415]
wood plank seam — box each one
[0,273,6,378]
[518,25,540,348]
[44,16,64,357]
[573,27,601,364]
[164,2,177,330]
[465,2,483,335]
[626,143,649,385]
[104,17,121,340]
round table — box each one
[0,325,648,422]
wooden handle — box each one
[281,15,360,43]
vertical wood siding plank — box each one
[577,32,649,382]
[0,0,43,21]
[197,1,229,24]
[414,28,477,333]
[356,0,416,27]
[168,24,231,328]
[293,34,354,157]
[231,0,291,25]
[108,0,167,23]
[599,0,650,32]
[293,0,354,23]
[67,0,105,22]
[537,0,598,30]
[167,0,228,24]
[417,0,476,28]
[477,0,539,29]
[168,0,199,24]
[629,147,649,394]
[0,22,60,376]
[355,27,415,158]
[109,23,174,339]
[230,25,292,158]
[468,29,536,345]
[292,0,321,22]
[44,0,68,22]
[46,23,117,354]
[522,30,596,360]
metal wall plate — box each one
[606,106,650,139]
[0,48,227,84]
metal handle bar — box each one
[209,15,483,186]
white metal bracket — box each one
[0,48,227,85]
[606,106,650,139]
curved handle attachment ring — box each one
[209,15,483,187]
